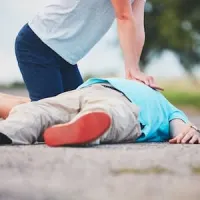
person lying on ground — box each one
[0,78,199,146]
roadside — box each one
[0,79,200,116]
[0,86,200,200]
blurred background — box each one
[0,0,200,116]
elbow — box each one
[115,11,134,21]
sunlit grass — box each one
[0,78,199,109]
[157,78,200,110]
[191,166,200,175]
[162,90,200,109]
[110,166,173,176]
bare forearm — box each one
[110,0,140,71]
[169,119,186,138]
[116,0,146,70]
[169,119,200,144]
[132,0,146,62]
[117,17,139,70]
[110,0,161,88]
[135,29,145,61]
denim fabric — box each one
[15,24,83,101]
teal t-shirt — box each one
[79,78,189,142]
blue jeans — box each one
[15,24,83,101]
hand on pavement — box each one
[169,125,200,144]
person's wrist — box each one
[169,119,187,138]
[125,63,140,71]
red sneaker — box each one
[44,112,111,147]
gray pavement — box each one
[0,88,200,200]
[0,143,200,200]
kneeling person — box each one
[0,78,199,146]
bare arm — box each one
[110,0,163,90]
[131,0,146,63]
[110,0,139,73]
[0,93,29,119]
[169,119,200,144]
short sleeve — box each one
[168,104,189,123]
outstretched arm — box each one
[169,119,200,144]
[0,93,29,119]
[110,0,138,72]
[110,0,162,90]
[131,0,145,63]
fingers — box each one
[135,77,164,91]
[189,135,199,144]
[147,76,164,91]
[144,76,152,86]
[125,71,131,80]
[125,69,164,90]
[181,130,194,143]
[169,129,200,144]
[169,138,177,144]
[149,84,164,91]
[134,76,146,84]
[148,76,154,86]
[169,128,189,144]
[136,76,153,86]
[176,133,186,144]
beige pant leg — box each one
[75,85,142,144]
[0,89,83,144]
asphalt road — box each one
[0,88,200,200]
[0,143,200,200]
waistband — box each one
[89,83,132,102]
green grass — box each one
[0,78,199,109]
[162,90,200,110]
[191,166,200,175]
[110,166,173,176]
[0,81,25,89]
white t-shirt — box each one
[29,0,134,64]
